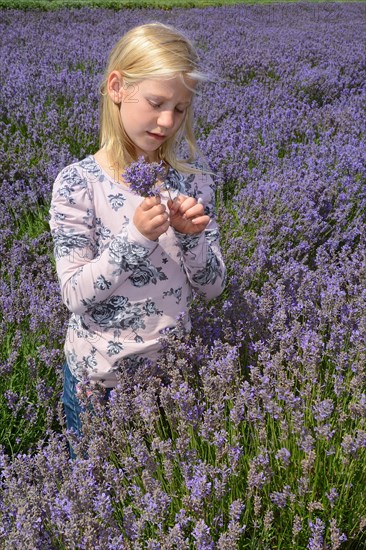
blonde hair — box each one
[99,22,208,174]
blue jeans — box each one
[61,362,112,458]
[62,362,83,438]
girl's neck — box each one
[93,148,125,185]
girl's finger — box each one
[140,195,161,210]
[167,198,179,214]
[191,215,210,226]
[182,203,205,220]
[150,211,170,228]
[179,196,197,211]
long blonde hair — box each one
[99,22,208,173]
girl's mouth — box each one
[147,132,166,141]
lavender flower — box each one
[329,519,347,550]
[123,157,166,197]
[192,520,214,550]
[275,447,291,467]
[326,488,339,507]
[270,485,293,509]
[313,398,334,421]
[308,518,325,550]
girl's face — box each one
[111,73,195,162]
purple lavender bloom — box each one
[192,520,214,550]
[270,485,293,508]
[229,499,245,521]
[185,462,212,504]
[275,448,291,467]
[123,157,166,197]
[308,518,325,550]
[313,399,334,421]
[326,487,339,506]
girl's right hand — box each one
[133,195,170,241]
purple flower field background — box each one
[0,3,365,548]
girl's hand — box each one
[168,195,210,235]
[133,195,170,241]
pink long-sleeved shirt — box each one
[49,155,226,386]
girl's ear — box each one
[107,70,124,104]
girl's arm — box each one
[49,166,158,315]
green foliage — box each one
[0,327,62,456]
[0,0,361,10]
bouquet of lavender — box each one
[123,156,166,197]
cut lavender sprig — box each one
[123,156,166,197]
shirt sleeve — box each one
[173,170,227,300]
[48,164,158,315]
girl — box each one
[49,22,226,440]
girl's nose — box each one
[157,110,175,129]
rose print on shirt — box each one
[53,230,95,259]
[84,296,162,343]
[164,167,196,195]
[107,341,124,356]
[108,193,126,211]
[96,218,111,240]
[129,261,168,287]
[175,233,201,254]
[108,236,151,274]
[58,167,88,204]
[94,275,112,291]
[192,247,223,286]
[76,346,98,372]
[163,287,182,304]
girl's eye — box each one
[148,100,185,114]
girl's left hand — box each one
[168,195,210,235]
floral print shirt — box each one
[49,155,226,386]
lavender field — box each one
[0,3,365,548]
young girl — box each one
[49,22,226,439]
